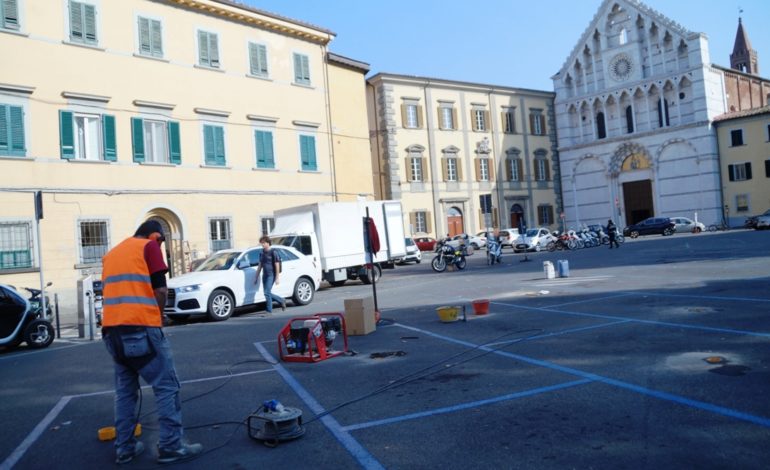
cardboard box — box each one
[344,296,376,335]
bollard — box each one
[557,260,570,277]
[543,261,555,279]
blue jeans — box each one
[103,327,183,455]
[262,272,285,313]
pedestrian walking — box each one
[607,219,620,249]
[254,235,286,313]
[101,220,202,465]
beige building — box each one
[713,105,770,223]
[0,0,372,317]
[367,73,560,239]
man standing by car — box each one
[607,219,620,249]
[254,235,286,313]
[101,220,202,464]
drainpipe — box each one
[367,81,385,199]
[322,43,338,201]
[422,80,440,237]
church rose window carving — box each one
[609,53,633,82]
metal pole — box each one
[54,293,61,339]
[35,214,47,321]
[365,207,379,317]
[87,291,94,341]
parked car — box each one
[670,217,706,233]
[449,233,486,249]
[498,228,521,247]
[745,209,770,229]
[399,238,422,264]
[164,245,320,322]
[414,236,437,252]
[623,217,676,238]
[514,228,556,252]
[755,215,770,230]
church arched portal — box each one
[619,152,654,225]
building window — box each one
[260,217,275,236]
[209,218,232,252]
[537,205,554,225]
[476,158,492,182]
[69,1,97,45]
[414,211,427,233]
[1,0,19,30]
[534,157,550,181]
[78,220,109,264]
[59,111,116,161]
[138,16,163,58]
[197,30,220,68]
[293,53,310,85]
[439,106,454,130]
[445,157,458,182]
[131,118,180,164]
[596,112,606,139]
[765,159,770,177]
[619,28,628,45]
[728,162,751,181]
[202,124,226,166]
[0,221,33,270]
[506,158,522,182]
[255,130,275,168]
[405,104,418,128]
[299,134,317,171]
[735,194,749,212]
[530,111,545,135]
[503,110,516,134]
[730,129,744,147]
[625,106,634,133]
[0,104,25,157]
[472,109,487,132]
[657,99,670,128]
[249,43,269,77]
[409,157,423,182]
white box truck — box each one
[270,200,407,286]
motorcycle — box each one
[0,283,55,350]
[431,238,468,272]
[24,283,53,318]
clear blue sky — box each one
[244,0,769,91]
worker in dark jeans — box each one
[607,219,620,249]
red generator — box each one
[278,313,348,363]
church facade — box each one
[552,0,768,229]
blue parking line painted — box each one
[342,379,592,432]
[545,293,635,308]
[491,301,770,339]
[394,323,770,429]
[622,291,770,303]
[254,342,385,470]
[1,396,72,470]
[485,320,631,347]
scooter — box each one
[0,283,55,350]
[486,238,502,265]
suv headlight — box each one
[177,284,200,293]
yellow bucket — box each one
[436,306,461,323]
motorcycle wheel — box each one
[431,256,447,273]
[24,320,55,349]
[455,257,467,270]
[547,242,556,252]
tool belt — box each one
[103,325,157,371]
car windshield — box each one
[272,235,313,256]
[405,238,415,247]
[525,229,539,237]
[195,251,242,271]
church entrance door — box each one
[622,180,653,225]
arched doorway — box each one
[446,207,464,237]
[620,153,653,225]
[509,204,525,231]
[144,209,185,277]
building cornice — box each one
[367,72,554,97]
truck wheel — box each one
[207,289,234,321]
[292,277,315,305]
[361,265,381,284]
[24,320,54,349]
[329,280,346,287]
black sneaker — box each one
[116,441,145,465]
[157,442,203,464]
[281,300,287,311]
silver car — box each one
[671,217,706,234]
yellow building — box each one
[367,73,561,239]
[0,0,372,317]
[713,105,770,224]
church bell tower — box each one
[730,17,759,74]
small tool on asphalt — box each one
[247,400,305,447]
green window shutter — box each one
[167,121,181,164]
[248,43,258,75]
[293,53,302,83]
[214,126,225,165]
[300,135,316,171]
[102,114,116,161]
[302,55,310,83]
[150,19,162,56]
[131,117,145,162]
[9,105,24,156]
[255,130,274,168]
[138,17,151,54]
[59,110,74,159]
[3,0,20,29]
[83,3,96,43]
[209,33,219,67]
[198,30,209,66]
[0,105,6,153]
[203,125,215,164]
[69,1,83,41]
[258,44,268,75]
[294,53,309,84]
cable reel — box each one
[248,401,305,447]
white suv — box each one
[514,228,555,252]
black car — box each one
[745,209,770,229]
[623,217,676,238]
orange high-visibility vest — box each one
[101,237,162,327]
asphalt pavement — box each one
[1,229,769,469]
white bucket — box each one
[543,261,555,279]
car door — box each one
[272,248,300,299]
[640,218,655,235]
[240,248,262,305]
